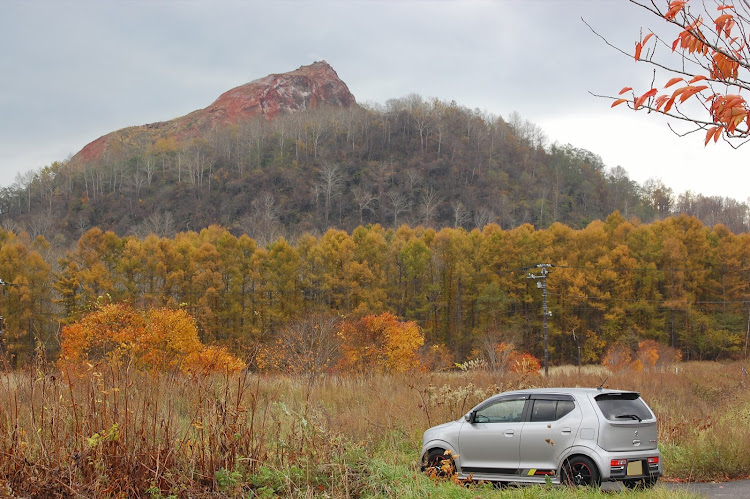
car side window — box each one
[530,400,556,422]
[475,398,525,423]
[556,400,575,419]
[529,399,576,422]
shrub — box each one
[256,314,342,378]
[602,342,633,372]
[418,343,455,372]
[59,303,244,374]
[508,352,541,375]
[338,312,424,373]
[603,339,682,372]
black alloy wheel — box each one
[562,455,600,487]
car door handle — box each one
[561,428,572,434]
[503,430,515,437]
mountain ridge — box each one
[1,62,748,242]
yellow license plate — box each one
[626,460,643,476]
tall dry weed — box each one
[0,356,748,495]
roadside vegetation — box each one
[0,353,741,497]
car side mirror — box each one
[464,411,474,423]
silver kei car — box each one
[421,387,662,488]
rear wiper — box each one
[615,414,642,422]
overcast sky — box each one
[1,0,746,201]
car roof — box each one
[492,387,638,397]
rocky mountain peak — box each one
[72,61,356,164]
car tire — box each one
[623,474,659,489]
[561,455,600,487]
[423,448,455,477]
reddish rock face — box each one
[73,61,356,164]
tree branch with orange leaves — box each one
[593,0,750,146]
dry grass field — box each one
[1,357,745,497]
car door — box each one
[458,396,527,476]
[518,395,582,474]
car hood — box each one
[423,419,462,443]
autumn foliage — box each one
[338,312,424,373]
[2,215,749,370]
[508,352,542,375]
[59,303,244,373]
[613,0,750,145]
[602,339,682,372]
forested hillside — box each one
[2,64,749,371]
[2,214,748,367]
[2,95,748,245]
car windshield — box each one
[594,393,652,422]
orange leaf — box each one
[715,13,735,37]
[712,127,721,144]
[635,42,643,61]
[704,126,716,145]
[634,89,657,109]
[611,98,628,108]
[704,126,721,146]
[643,33,654,45]
[716,13,734,24]
[688,75,708,84]
[665,0,687,21]
[664,96,677,113]
[619,87,633,95]
[654,95,670,111]
[665,77,684,88]
[678,85,708,103]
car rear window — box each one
[595,393,653,421]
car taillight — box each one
[647,456,659,464]
[610,459,627,467]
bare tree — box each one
[405,168,422,204]
[28,211,55,240]
[410,94,432,152]
[1,218,21,234]
[131,170,146,199]
[643,178,674,218]
[142,155,156,187]
[76,215,89,236]
[240,192,284,246]
[475,328,518,372]
[452,200,470,228]
[15,170,35,213]
[388,190,410,227]
[418,187,441,227]
[352,186,377,225]
[319,163,342,228]
[239,117,265,171]
[136,211,176,238]
[274,314,342,383]
[37,167,58,212]
[473,207,495,229]
[305,107,331,159]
